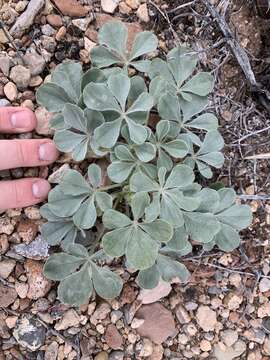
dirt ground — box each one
[0,0,270,359]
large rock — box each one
[23,51,46,76]
[105,324,123,350]
[138,281,171,304]
[196,305,217,332]
[213,340,246,360]
[135,303,176,344]
[13,315,46,351]
[52,0,88,17]
[14,235,49,260]
[25,259,51,299]
[101,0,120,14]
[10,65,31,89]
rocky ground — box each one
[0,0,270,359]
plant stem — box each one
[100,183,125,191]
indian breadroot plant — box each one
[36,20,252,306]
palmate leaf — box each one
[91,21,158,72]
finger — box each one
[0,178,51,211]
[0,139,59,170]
[0,107,37,133]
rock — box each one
[105,324,123,350]
[23,51,46,76]
[259,278,270,293]
[126,0,140,9]
[90,302,111,324]
[24,207,41,220]
[41,24,56,36]
[95,352,109,360]
[35,106,53,135]
[4,82,17,101]
[85,37,96,52]
[109,351,124,360]
[196,306,217,332]
[258,302,270,318]
[10,0,45,35]
[224,293,243,310]
[29,75,43,87]
[48,164,70,184]
[46,14,63,28]
[0,217,14,235]
[138,281,171,304]
[25,259,51,299]
[0,29,8,44]
[0,56,10,76]
[264,337,270,356]
[5,316,18,329]
[17,219,38,243]
[200,339,211,352]
[131,317,145,329]
[0,259,16,279]
[14,235,49,260]
[137,4,150,22]
[0,314,10,339]
[136,303,176,344]
[52,0,88,17]
[101,0,120,13]
[55,26,67,41]
[15,281,28,298]
[221,330,239,347]
[0,284,17,307]
[45,341,59,360]
[120,284,137,305]
[72,17,93,31]
[119,2,132,14]
[149,345,164,360]
[214,340,246,360]
[10,65,31,90]
[0,99,10,107]
[139,338,153,357]
[13,315,46,351]
[55,309,80,331]
[175,305,191,324]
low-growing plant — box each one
[37,21,252,306]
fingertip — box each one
[0,107,37,133]
[32,179,51,199]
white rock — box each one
[55,309,80,331]
[4,82,17,101]
[10,65,31,89]
[72,17,92,31]
[101,0,120,14]
[214,340,246,360]
[138,281,171,304]
[0,259,16,279]
[137,4,150,22]
[196,305,217,332]
[85,37,96,52]
[23,51,46,76]
[35,106,53,135]
[221,330,239,347]
[259,278,270,293]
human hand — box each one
[0,107,59,211]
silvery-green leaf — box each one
[73,197,96,229]
[196,188,220,213]
[198,130,224,154]
[166,226,189,251]
[131,192,150,220]
[127,92,153,114]
[102,227,129,257]
[184,212,220,243]
[58,264,93,306]
[156,121,170,142]
[115,144,134,161]
[131,60,151,72]
[103,209,132,229]
[72,137,89,161]
[214,223,241,251]
[158,167,167,187]
[95,192,113,212]
[165,164,194,189]
[54,130,86,152]
[51,62,82,102]
[181,91,193,102]
[126,227,159,270]
[161,139,188,158]
[129,76,147,104]
[108,161,135,183]
[66,243,89,258]
[197,152,224,168]
[216,188,236,213]
[126,118,148,144]
[48,186,85,217]
[134,143,156,162]
[158,93,180,121]
[108,73,130,110]
[44,253,85,280]
[172,190,200,211]
[130,31,158,60]
[60,170,90,196]
[140,163,157,179]
[40,204,59,221]
[216,204,252,230]
[87,164,101,188]
[148,58,174,82]
[160,193,184,227]
[62,104,87,132]
[81,68,107,90]
[36,83,73,112]
[145,193,160,222]
[181,72,214,96]
[41,221,76,246]
[51,114,66,130]
[167,46,198,87]
[157,254,190,282]
[98,21,127,58]
[157,148,173,171]
[130,171,160,192]
[92,264,123,299]
[187,113,218,131]
[179,93,208,120]
[196,160,213,179]
[83,83,120,112]
[94,118,122,148]
[149,76,165,104]
[140,220,173,243]
[203,240,215,251]
[137,265,160,289]
[91,46,122,68]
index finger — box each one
[0,107,37,133]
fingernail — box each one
[32,180,50,199]
[39,142,57,161]
[10,111,32,128]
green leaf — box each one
[130,31,158,60]
[126,118,148,144]
[83,83,120,112]
[44,253,85,280]
[94,118,122,148]
[73,197,97,229]
[166,226,189,251]
[108,73,130,109]
[196,188,220,213]
[216,188,236,213]
[103,209,132,229]
[48,187,85,217]
[214,223,241,251]
[41,221,76,246]
[102,227,129,257]
[130,171,160,192]
[60,170,91,196]
[98,21,127,58]
[160,193,184,227]
[58,264,93,306]
[127,92,153,114]
[62,104,87,132]
[161,139,188,158]
[181,72,214,96]
[36,83,73,112]
[108,161,135,183]
[54,130,86,153]
[165,164,194,189]
[197,152,224,168]
[158,93,180,122]
[140,219,173,243]
[131,192,150,220]
[184,212,220,243]
[134,143,156,162]
[217,205,252,230]
[88,164,101,188]
[95,192,113,212]
[137,264,160,289]
[92,264,123,299]
[187,113,219,131]
[198,130,224,154]
[157,255,190,282]
[91,46,122,68]
[81,68,107,90]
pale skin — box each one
[0,107,59,211]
